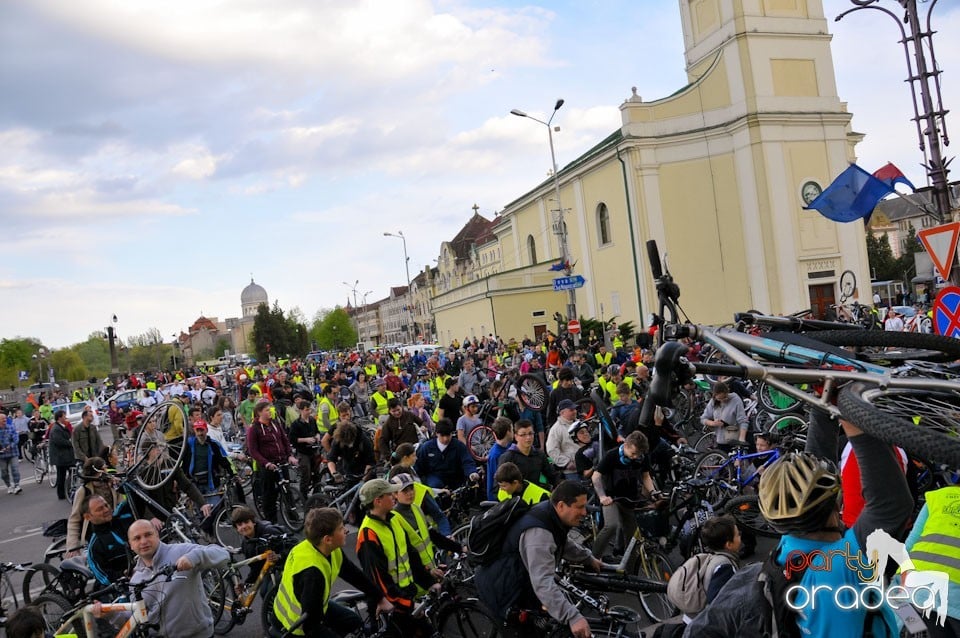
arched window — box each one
[597,203,611,246]
[527,235,537,265]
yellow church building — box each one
[432,0,872,345]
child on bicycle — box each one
[231,505,286,597]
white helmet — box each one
[463,395,480,407]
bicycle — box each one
[207,533,293,634]
[643,239,960,469]
[34,563,177,637]
[0,562,31,626]
[304,473,365,527]
[252,463,306,532]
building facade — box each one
[432,0,873,340]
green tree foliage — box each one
[312,307,357,351]
[214,338,232,357]
[251,301,309,360]
[895,226,924,281]
[50,349,88,382]
[0,337,44,387]
[866,232,899,281]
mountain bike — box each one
[643,239,960,468]
[0,562,30,626]
[252,464,305,532]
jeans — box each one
[0,457,20,488]
[593,502,638,557]
[311,600,362,638]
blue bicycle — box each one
[693,443,784,500]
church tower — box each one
[617,0,870,318]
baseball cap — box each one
[192,419,208,432]
[359,478,401,506]
[557,399,577,411]
[389,473,416,490]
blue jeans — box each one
[0,457,21,488]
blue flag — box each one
[804,164,895,223]
[548,261,566,272]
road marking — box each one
[0,528,43,545]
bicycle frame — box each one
[700,447,781,490]
[63,597,150,638]
[223,548,281,612]
[665,323,959,423]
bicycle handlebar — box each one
[646,239,663,279]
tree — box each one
[251,301,309,360]
[313,307,357,351]
[866,232,899,281]
[896,226,924,283]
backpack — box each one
[466,496,530,566]
[666,552,735,615]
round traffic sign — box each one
[567,320,581,334]
[932,286,960,338]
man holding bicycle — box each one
[116,519,230,638]
[247,400,298,524]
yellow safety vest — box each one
[318,397,339,429]
[146,381,157,391]
[412,482,434,511]
[358,513,414,588]
[613,335,624,349]
[365,364,379,378]
[497,480,551,505]
[909,488,960,585]
[165,402,185,441]
[595,352,612,367]
[274,541,342,633]
[605,376,633,402]
[399,504,435,571]
[371,391,394,416]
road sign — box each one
[933,286,960,338]
[567,320,581,334]
[553,275,586,291]
[918,222,960,281]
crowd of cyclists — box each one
[3,321,958,638]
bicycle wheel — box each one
[516,374,548,412]
[133,401,187,490]
[34,451,48,484]
[693,451,737,501]
[67,467,82,501]
[279,486,306,532]
[33,592,82,636]
[726,495,780,538]
[435,600,501,637]
[48,455,57,488]
[261,580,282,635]
[21,562,60,604]
[634,548,675,623]
[214,506,245,552]
[838,382,960,468]
[810,330,960,364]
[756,381,803,415]
[768,413,808,448]
[211,572,236,635]
[692,430,716,453]
[466,424,495,462]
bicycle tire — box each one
[133,400,187,490]
[279,486,306,532]
[34,453,48,484]
[837,382,960,468]
[809,330,960,364]
[768,413,808,448]
[261,580,282,635]
[435,600,500,638]
[33,592,83,636]
[756,381,803,415]
[634,548,675,623]
[67,468,82,501]
[21,562,60,604]
[206,571,234,635]
[214,506,245,552]
[48,456,57,488]
[693,451,737,501]
[693,430,716,453]
[576,397,597,420]
[725,495,781,538]
[516,374,548,412]
[466,424,495,462]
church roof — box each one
[241,278,268,306]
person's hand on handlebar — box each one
[375,597,394,616]
[570,616,592,638]
[599,495,613,506]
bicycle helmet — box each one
[567,420,590,442]
[463,395,480,407]
[417,368,429,377]
[758,452,841,534]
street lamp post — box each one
[511,99,579,343]
[172,334,179,370]
[383,231,413,343]
[343,280,362,347]
[32,348,46,384]
[106,314,119,375]
[837,0,952,223]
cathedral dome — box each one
[241,278,268,307]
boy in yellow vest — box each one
[273,507,391,637]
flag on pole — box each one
[548,260,569,272]
[804,164,895,223]
[872,162,917,190]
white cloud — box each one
[170,144,219,179]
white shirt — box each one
[884,316,904,331]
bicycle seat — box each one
[61,556,94,579]
[330,589,366,605]
[479,500,499,510]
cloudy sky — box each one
[2,0,958,349]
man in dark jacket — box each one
[414,419,478,489]
[475,480,600,638]
[544,367,584,427]
[50,410,76,500]
[71,409,104,464]
[500,419,559,490]
[377,398,424,460]
[86,495,135,585]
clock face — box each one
[801,180,823,206]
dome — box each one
[241,278,268,307]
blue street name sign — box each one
[553,275,586,291]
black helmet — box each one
[417,368,429,377]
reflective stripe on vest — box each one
[358,513,414,587]
[273,541,343,633]
[371,392,393,416]
[319,397,339,427]
[400,505,434,570]
[909,488,960,585]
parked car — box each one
[28,382,60,393]
[104,388,159,412]
[55,401,101,427]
